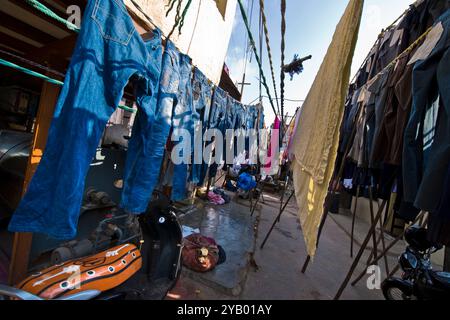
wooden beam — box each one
[26,34,77,70]
[8,0,75,35]
[0,11,58,45]
[0,31,37,54]
[8,81,61,286]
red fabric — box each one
[182,234,219,273]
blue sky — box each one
[225,0,414,125]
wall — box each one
[125,0,237,85]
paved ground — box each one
[167,189,409,300]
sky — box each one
[225,0,414,125]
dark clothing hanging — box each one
[366,66,392,168]
[372,50,416,166]
[403,9,450,213]
[427,164,450,246]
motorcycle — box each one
[0,193,183,300]
[382,226,450,300]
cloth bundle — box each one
[182,234,220,273]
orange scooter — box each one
[0,195,183,300]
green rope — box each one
[118,105,136,113]
[166,0,178,17]
[178,0,193,33]
[21,1,138,113]
[166,0,193,38]
[0,58,136,113]
[25,0,79,32]
[0,58,64,86]
[237,0,278,117]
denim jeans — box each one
[207,87,228,179]
[190,68,213,185]
[403,10,450,213]
[171,54,194,201]
[121,41,181,210]
[9,0,164,239]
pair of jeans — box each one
[171,54,194,201]
[190,67,213,185]
[403,9,450,213]
[9,0,164,239]
[207,87,228,178]
[122,41,181,209]
[244,105,259,154]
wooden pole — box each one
[334,199,387,300]
[350,211,426,286]
[350,186,360,258]
[8,81,60,285]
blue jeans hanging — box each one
[9,0,164,239]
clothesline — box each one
[21,0,257,115]
[350,6,410,85]
[0,57,136,113]
[25,0,79,31]
[237,0,279,118]
[360,25,433,88]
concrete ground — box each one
[167,189,413,300]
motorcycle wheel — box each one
[382,283,414,300]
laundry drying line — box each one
[0,57,137,114]
[280,0,287,128]
[9,0,202,114]
[259,0,280,116]
[237,0,279,118]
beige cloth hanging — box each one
[292,0,364,257]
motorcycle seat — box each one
[16,244,142,300]
[430,271,450,290]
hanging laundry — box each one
[403,9,450,213]
[291,0,364,257]
[427,164,450,246]
[191,67,214,186]
[120,41,180,214]
[263,117,281,176]
[371,48,418,166]
[171,54,195,202]
[9,0,165,239]
[205,87,229,180]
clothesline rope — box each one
[0,57,136,113]
[259,0,280,115]
[280,0,287,135]
[0,58,64,86]
[25,0,79,32]
[0,48,65,77]
[350,7,410,85]
[363,25,433,86]
[21,0,262,116]
[237,0,278,118]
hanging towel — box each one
[291,0,364,257]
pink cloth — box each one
[208,192,225,205]
[264,117,281,175]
